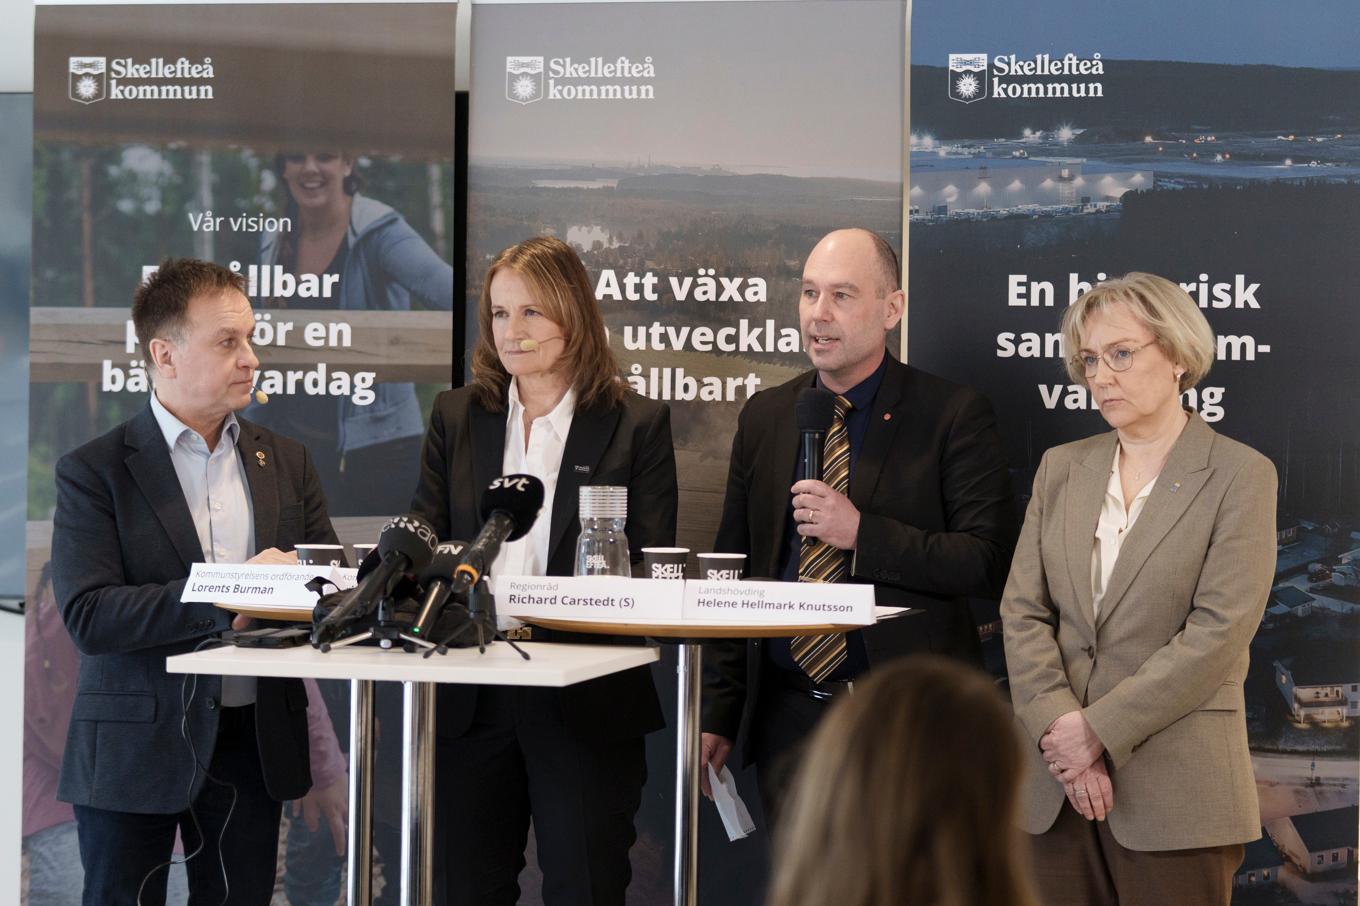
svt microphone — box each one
[451,474,545,595]
[796,387,837,482]
[313,513,438,647]
[409,540,468,638]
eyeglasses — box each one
[1073,341,1156,377]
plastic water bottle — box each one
[574,486,630,577]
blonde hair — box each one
[768,656,1039,906]
[1060,272,1215,392]
[469,236,625,412]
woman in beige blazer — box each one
[1001,272,1277,905]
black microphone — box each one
[796,387,837,482]
[409,540,468,638]
[450,474,545,595]
[313,514,438,646]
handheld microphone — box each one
[796,387,837,482]
[518,336,564,352]
[313,514,438,647]
[409,540,468,638]
[450,474,546,595]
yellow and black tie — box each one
[790,394,852,682]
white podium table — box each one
[167,641,659,906]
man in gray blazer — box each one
[51,259,338,905]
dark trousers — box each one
[435,685,647,906]
[1029,801,1245,906]
[749,665,839,831]
[73,705,283,906]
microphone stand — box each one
[321,596,439,653]
[423,578,530,660]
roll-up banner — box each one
[468,1,902,900]
[910,3,1359,901]
[27,3,456,902]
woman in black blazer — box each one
[410,236,677,906]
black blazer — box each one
[701,357,1019,748]
[52,405,338,812]
[409,385,677,740]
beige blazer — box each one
[1001,413,1277,851]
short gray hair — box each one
[1060,272,1215,392]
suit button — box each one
[205,697,218,711]
[1084,646,1095,659]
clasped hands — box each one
[1041,710,1114,821]
[792,480,859,551]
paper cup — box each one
[697,552,747,581]
[295,543,346,567]
[352,543,378,568]
[642,547,689,581]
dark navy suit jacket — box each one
[701,356,1019,761]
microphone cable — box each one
[136,636,239,906]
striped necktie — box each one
[790,394,852,682]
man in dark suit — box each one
[700,228,1018,820]
[52,258,339,905]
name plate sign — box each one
[494,576,685,623]
[181,563,344,609]
[683,580,875,626]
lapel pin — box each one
[883,412,892,421]
[574,464,590,474]
[1169,481,1181,493]
[256,451,267,468]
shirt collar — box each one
[507,379,577,439]
[816,350,888,411]
[150,391,239,452]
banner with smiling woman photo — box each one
[28,3,456,903]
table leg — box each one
[347,679,375,906]
[673,642,701,906]
[400,680,437,906]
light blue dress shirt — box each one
[150,392,257,706]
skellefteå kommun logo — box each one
[70,57,107,105]
[948,54,988,104]
[506,56,544,105]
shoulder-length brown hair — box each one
[768,656,1039,906]
[469,236,625,412]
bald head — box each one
[800,229,905,393]
[808,229,900,297]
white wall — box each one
[0,0,34,91]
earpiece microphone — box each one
[518,336,564,352]
[252,385,269,405]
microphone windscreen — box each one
[796,387,837,433]
[478,474,546,542]
[377,514,439,572]
[417,540,468,584]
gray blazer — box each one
[52,405,338,813]
[1002,413,1276,851]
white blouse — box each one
[1091,444,1157,617]
[491,379,577,580]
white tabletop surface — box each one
[166,641,659,687]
